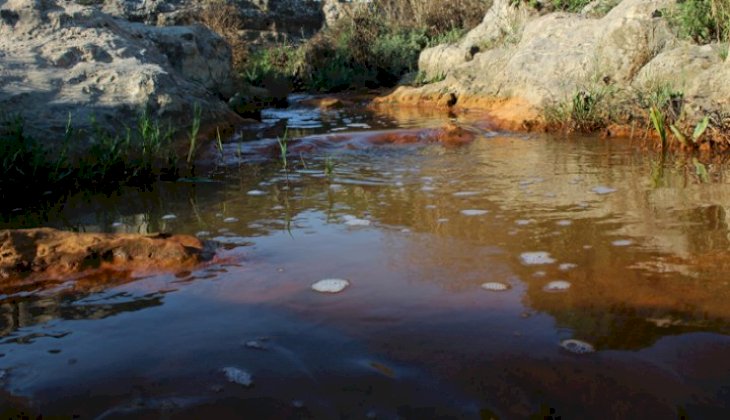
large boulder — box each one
[377,0,730,128]
[0,0,240,142]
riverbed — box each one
[1,97,729,418]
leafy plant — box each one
[670,116,710,148]
[276,128,289,170]
[187,103,202,165]
[649,106,668,150]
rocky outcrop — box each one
[0,228,210,280]
[376,0,730,129]
[0,0,241,142]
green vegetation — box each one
[240,0,491,92]
[511,0,595,13]
[544,83,618,132]
[276,128,289,171]
[666,0,730,44]
[0,108,208,209]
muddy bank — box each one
[374,0,730,146]
[0,228,211,281]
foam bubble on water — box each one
[560,339,595,354]
[342,215,371,226]
[311,278,350,293]
[437,218,449,223]
[223,217,239,223]
[111,222,124,228]
[161,214,177,221]
[520,252,556,265]
[196,231,211,238]
[533,271,547,277]
[348,123,371,129]
[559,263,578,271]
[583,245,593,249]
[556,220,573,226]
[612,239,633,247]
[481,282,511,292]
[461,209,488,216]
[247,190,267,196]
[421,186,436,192]
[271,205,285,210]
[401,228,411,233]
[222,367,253,387]
[244,340,267,350]
[453,191,478,197]
[515,219,531,226]
[544,280,572,292]
[592,186,617,195]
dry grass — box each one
[199,0,248,68]
[373,0,491,35]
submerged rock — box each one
[0,228,210,280]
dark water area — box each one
[2,96,730,418]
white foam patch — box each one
[196,231,211,238]
[560,339,595,354]
[453,191,478,197]
[222,367,253,387]
[544,280,572,292]
[556,220,572,226]
[515,219,531,226]
[592,186,617,195]
[342,215,371,226]
[421,186,436,192]
[437,218,449,223]
[223,217,239,223]
[461,209,488,216]
[520,252,556,265]
[161,214,177,221]
[559,263,578,271]
[481,282,510,292]
[311,278,350,293]
[612,239,633,247]
[247,190,267,196]
[111,222,124,228]
[533,271,547,277]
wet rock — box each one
[0,228,210,280]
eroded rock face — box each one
[380,0,730,126]
[0,0,239,141]
[0,228,209,279]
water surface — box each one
[2,99,730,418]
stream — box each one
[1,96,730,418]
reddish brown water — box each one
[2,98,730,418]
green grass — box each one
[665,0,730,44]
[240,1,489,93]
[0,108,206,210]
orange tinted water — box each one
[1,100,729,418]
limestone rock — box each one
[0,0,239,142]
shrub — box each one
[666,0,730,44]
[199,0,248,68]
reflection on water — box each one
[2,101,730,417]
